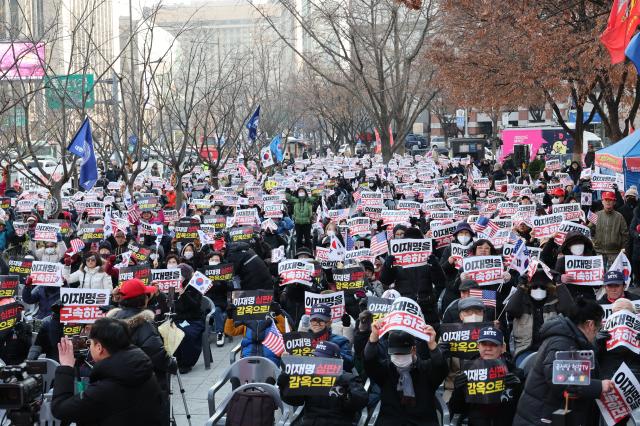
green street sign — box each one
[45,74,95,110]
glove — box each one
[504,373,521,387]
[226,304,236,320]
[358,310,373,332]
[341,313,351,327]
[454,373,468,390]
[63,256,73,266]
[269,301,282,316]
[277,373,290,388]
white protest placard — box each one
[59,288,110,323]
[532,213,564,239]
[30,261,63,287]
[450,243,471,269]
[462,256,504,286]
[347,217,370,237]
[591,174,617,191]
[151,269,183,293]
[304,291,345,320]
[377,297,431,342]
[554,221,591,246]
[381,209,410,227]
[600,301,640,320]
[278,260,315,286]
[604,310,640,355]
[431,221,459,248]
[344,248,372,264]
[497,202,518,217]
[552,203,584,222]
[34,223,60,243]
[564,255,604,286]
[359,191,384,208]
[233,208,260,226]
[597,363,640,426]
[389,239,433,268]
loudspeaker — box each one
[513,144,530,168]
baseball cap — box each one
[309,303,332,322]
[388,331,415,355]
[313,340,341,358]
[459,279,480,291]
[118,279,156,300]
[477,326,503,345]
[458,297,484,311]
[604,270,625,286]
[602,191,616,201]
[551,188,565,197]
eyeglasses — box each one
[86,258,97,263]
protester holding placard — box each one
[595,300,640,381]
[364,322,446,425]
[597,270,639,306]
[591,192,629,267]
[449,327,523,426]
[506,266,561,367]
[202,251,232,347]
[170,263,204,374]
[22,272,61,320]
[300,304,354,371]
[380,227,445,324]
[514,298,612,426]
[108,278,174,424]
[550,231,600,306]
[442,279,496,324]
[277,341,368,426]
[63,252,112,290]
[224,301,287,365]
[286,187,317,249]
[439,222,476,313]
[30,236,67,263]
[225,241,273,291]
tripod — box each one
[169,357,192,426]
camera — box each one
[0,361,46,425]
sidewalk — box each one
[170,336,240,426]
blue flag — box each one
[67,117,97,190]
[246,106,260,142]
[269,135,284,163]
[626,33,640,75]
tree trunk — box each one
[210,168,219,190]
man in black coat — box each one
[52,317,163,426]
[278,341,368,426]
[513,299,612,426]
[225,242,273,290]
[364,324,447,425]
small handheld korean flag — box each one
[188,271,212,295]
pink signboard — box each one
[0,43,45,80]
[499,129,545,162]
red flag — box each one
[388,125,395,147]
[374,128,382,154]
[601,0,640,64]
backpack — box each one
[225,388,277,426]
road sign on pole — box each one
[45,74,95,110]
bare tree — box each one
[251,0,438,163]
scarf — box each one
[396,365,416,405]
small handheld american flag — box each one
[469,289,497,308]
[587,210,598,225]
[69,239,85,255]
[262,321,285,356]
[370,231,389,256]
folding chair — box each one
[207,356,280,415]
[201,296,215,370]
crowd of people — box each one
[0,149,637,426]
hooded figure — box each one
[551,231,597,310]
[225,242,273,291]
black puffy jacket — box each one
[513,316,604,426]
[52,346,163,426]
[278,371,368,426]
[107,307,173,391]
[226,242,273,290]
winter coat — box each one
[364,341,448,425]
[505,287,560,357]
[225,242,273,290]
[553,232,598,306]
[51,346,163,426]
[617,199,637,227]
[65,266,113,290]
[107,307,173,391]
[224,315,287,365]
[174,286,203,322]
[591,208,629,255]
[278,371,368,426]
[628,205,640,262]
[286,193,317,225]
[0,220,15,251]
[513,316,604,426]
[22,284,60,319]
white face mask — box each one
[551,198,560,204]
[390,354,413,368]
[209,260,220,265]
[462,314,483,323]
[326,230,335,237]
[167,262,178,268]
[298,192,305,197]
[457,235,471,245]
[570,244,585,256]
[184,252,194,260]
[45,247,56,255]
[150,253,158,260]
[530,288,547,301]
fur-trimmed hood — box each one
[107,307,155,330]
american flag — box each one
[179,201,187,217]
[128,203,141,224]
[473,216,490,234]
[469,289,497,308]
[262,321,285,356]
[370,231,389,255]
[352,191,361,203]
[587,210,598,225]
[69,239,85,255]
[345,230,355,251]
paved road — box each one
[170,335,240,426]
